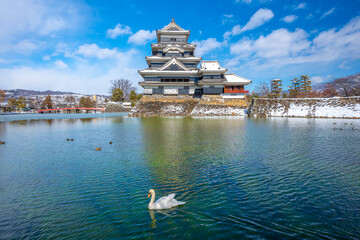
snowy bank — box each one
[250,97,360,119]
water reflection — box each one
[149,210,157,229]
[9,120,29,125]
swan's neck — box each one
[149,192,155,208]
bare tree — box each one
[64,95,76,106]
[109,79,135,99]
[254,81,271,97]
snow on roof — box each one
[201,61,224,70]
[224,74,252,85]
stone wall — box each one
[128,95,248,117]
[191,95,248,116]
[250,97,360,119]
[105,103,131,113]
[128,95,199,117]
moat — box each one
[0,114,359,239]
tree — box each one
[111,88,124,102]
[300,75,312,97]
[79,96,95,108]
[16,97,26,110]
[64,95,76,106]
[8,98,17,108]
[129,90,142,106]
[109,78,135,99]
[270,79,283,98]
[289,78,301,98]
[255,81,271,97]
[41,94,54,109]
[322,83,338,98]
[282,92,288,98]
[0,90,5,103]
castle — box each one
[138,19,251,98]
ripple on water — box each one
[0,117,360,239]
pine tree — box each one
[289,78,301,98]
[270,79,283,98]
[129,90,142,106]
[111,88,124,102]
[300,75,312,98]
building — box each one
[138,19,251,98]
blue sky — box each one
[0,0,359,95]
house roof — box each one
[158,57,189,71]
[162,18,185,31]
[224,73,252,85]
[199,60,227,73]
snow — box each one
[191,105,246,116]
[224,74,252,84]
[200,61,226,70]
[254,97,360,118]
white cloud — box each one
[106,24,132,39]
[0,48,142,95]
[311,75,332,84]
[230,28,310,58]
[13,40,39,53]
[128,30,156,45]
[294,3,306,10]
[43,55,51,61]
[224,14,234,18]
[76,44,120,59]
[39,17,66,35]
[321,8,336,19]
[0,0,87,54]
[224,9,274,38]
[338,61,350,69]
[230,38,253,57]
[0,0,84,39]
[192,38,223,56]
[241,0,252,4]
[306,13,314,20]
[227,16,360,73]
[55,60,68,69]
[282,15,298,23]
[222,14,234,24]
[254,28,310,58]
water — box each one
[0,114,359,239]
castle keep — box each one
[138,19,251,98]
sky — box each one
[0,0,360,95]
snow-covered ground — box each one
[253,97,360,118]
[191,105,246,116]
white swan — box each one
[148,189,185,210]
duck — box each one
[147,189,185,210]
[95,147,102,151]
[0,141,5,145]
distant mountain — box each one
[313,73,360,96]
[4,89,79,97]
[3,89,110,98]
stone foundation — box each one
[128,95,248,117]
[191,95,247,116]
[128,95,199,117]
[250,97,360,119]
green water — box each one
[0,114,359,239]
